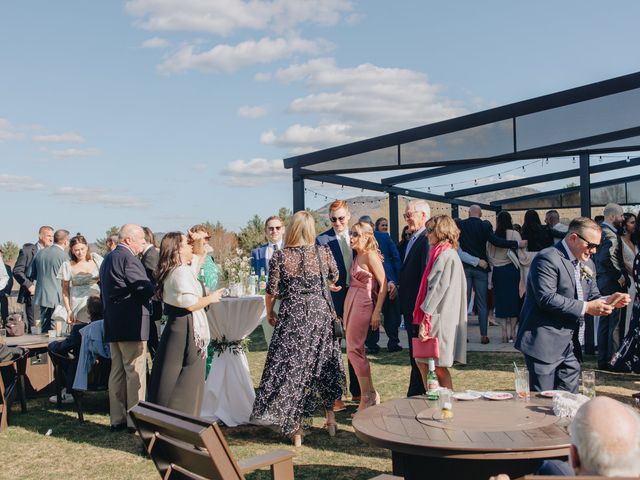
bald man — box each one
[100,223,154,431]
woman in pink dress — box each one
[343,221,387,411]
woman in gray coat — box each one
[413,215,467,389]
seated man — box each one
[47,295,102,403]
[491,396,640,478]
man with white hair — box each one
[100,223,154,432]
[491,396,640,478]
[398,199,431,396]
[594,203,627,370]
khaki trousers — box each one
[108,341,147,428]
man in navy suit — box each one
[515,217,629,393]
[100,224,154,431]
[317,200,355,408]
[398,200,430,397]
[251,215,285,345]
[359,215,403,353]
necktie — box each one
[272,243,279,251]
[573,259,586,345]
[340,234,352,286]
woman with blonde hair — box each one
[251,210,345,446]
[343,221,387,411]
[413,215,467,390]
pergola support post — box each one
[389,193,399,243]
[293,168,305,212]
[579,153,591,218]
[451,204,459,219]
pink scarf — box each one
[412,241,451,327]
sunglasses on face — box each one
[267,226,282,231]
[575,232,599,250]
[330,216,346,223]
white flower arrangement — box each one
[223,248,251,283]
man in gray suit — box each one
[594,203,627,369]
[28,229,69,332]
[515,217,629,393]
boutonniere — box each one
[581,265,594,281]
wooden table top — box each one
[352,395,571,460]
[5,334,59,349]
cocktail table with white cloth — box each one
[200,295,265,426]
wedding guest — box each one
[375,217,389,233]
[252,211,344,446]
[487,212,531,342]
[58,235,103,325]
[521,210,554,252]
[0,250,12,322]
[100,224,154,431]
[29,229,69,332]
[545,209,568,235]
[595,203,626,369]
[13,226,53,332]
[620,212,638,335]
[413,215,467,390]
[398,225,411,255]
[106,234,119,253]
[141,226,160,358]
[147,232,223,415]
[344,221,387,410]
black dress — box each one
[250,245,345,437]
[610,251,640,372]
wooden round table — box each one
[352,395,571,479]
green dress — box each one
[197,255,220,377]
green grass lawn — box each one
[2,328,639,480]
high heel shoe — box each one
[324,421,337,437]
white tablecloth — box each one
[200,296,265,426]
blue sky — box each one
[2,1,640,245]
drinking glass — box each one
[0,328,6,344]
[582,370,596,399]
[438,388,453,419]
[514,367,530,401]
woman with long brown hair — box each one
[147,232,223,415]
[57,235,103,325]
[343,221,387,411]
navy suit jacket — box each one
[398,232,429,317]
[594,223,626,295]
[515,242,601,364]
[374,232,401,284]
[100,245,154,343]
[250,244,269,276]
[12,243,37,303]
[316,228,351,317]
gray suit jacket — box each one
[515,242,600,364]
[28,245,68,308]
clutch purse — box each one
[412,336,439,359]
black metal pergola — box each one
[284,71,640,241]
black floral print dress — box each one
[250,245,345,436]
[610,251,640,372]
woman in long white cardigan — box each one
[413,215,467,390]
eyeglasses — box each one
[267,226,282,231]
[403,211,417,220]
[349,231,360,238]
[575,232,599,250]
[330,216,346,223]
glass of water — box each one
[582,370,596,399]
[514,367,530,401]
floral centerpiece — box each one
[222,248,251,295]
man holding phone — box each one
[516,217,630,393]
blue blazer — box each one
[250,244,268,275]
[374,232,401,284]
[100,245,154,343]
[316,228,351,317]
[515,242,601,364]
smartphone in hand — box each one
[607,292,625,305]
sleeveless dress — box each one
[622,239,638,335]
[610,251,640,372]
[56,252,103,323]
[250,245,345,436]
[343,260,378,378]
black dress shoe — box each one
[110,423,127,432]
[387,345,403,352]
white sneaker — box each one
[49,389,74,404]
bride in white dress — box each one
[621,213,638,335]
[57,235,103,324]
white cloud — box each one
[262,58,466,152]
[0,118,25,141]
[32,132,85,143]
[142,36,170,48]
[51,147,99,160]
[125,0,353,36]
[0,174,45,191]
[158,36,332,74]
[52,186,149,208]
[220,158,287,187]
[238,105,268,118]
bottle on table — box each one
[248,267,257,295]
[426,358,440,400]
[259,267,267,295]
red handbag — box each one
[412,336,439,359]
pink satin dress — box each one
[343,260,378,378]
